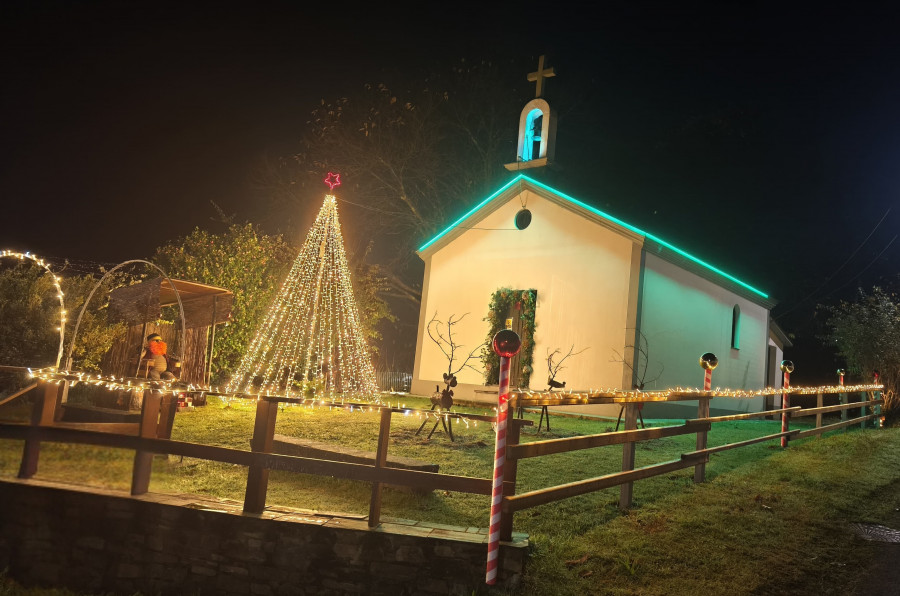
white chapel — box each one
[410,57,790,418]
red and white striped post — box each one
[695,353,718,483]
[700,352,718,391]
[486,328,521,586]
[780,360,794,447]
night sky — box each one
[2,3,899,382]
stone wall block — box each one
[190,564,217,577]
[251,582,274,595]
[0,480,528,594]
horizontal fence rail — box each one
[508,421,708,460]
[0,372,886,545]
[505,453,707,513]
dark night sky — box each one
[2,2,899,380]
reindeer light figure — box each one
[416,312,484,441]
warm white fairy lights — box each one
[510,384,884,406]
[1,249,66,368]
[226,191,379,401]
[27,367,203,396]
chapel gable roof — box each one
[417,175,775,309]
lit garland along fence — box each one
[499,384,884,537]
[0,367,884,547]
[0,367,512,532]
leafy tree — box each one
[62,273,128,371]
[0,264,62,368]
[820,286,899,414]
[152,224,296,385]
[252,60,523,306]
[153,223,394,384]
[0,264,124,373]
[351,244,397,362]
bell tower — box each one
[505,55,558,171]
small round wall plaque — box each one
[515,208,532,230]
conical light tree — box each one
[227,173,379,400]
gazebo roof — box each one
[109,277,233,328]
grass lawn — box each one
[1,391,898,595]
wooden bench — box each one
[270,434,439,495]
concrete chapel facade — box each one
[411,57,785,418]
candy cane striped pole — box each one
[486,329,521,586]
[696,353,717,484]
[780,360,794,447]
[485,355,510,585]
[699,353,717,391]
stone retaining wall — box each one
[0,479,528,595]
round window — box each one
[515,209,532,230]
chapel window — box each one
[523,109,543,161]
[731,304,741,350]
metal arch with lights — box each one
[66,259,187,370]
[1,249,66,368]
[324,172,341,191]
[416,175,770,301]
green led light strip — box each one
[418,175,769,299]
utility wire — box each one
[774,207,891,320]
[816,234,898,302]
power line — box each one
[774,207,891,320]
[816,234,898,302]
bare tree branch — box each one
[425,312,485,377]
[547,344,589,386]
[611,329,664,390]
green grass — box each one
[1,394,897,595]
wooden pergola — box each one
[101,277,233,385]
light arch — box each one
[0,249,66,368]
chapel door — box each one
[505,300,527,388]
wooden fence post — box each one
[243,398,279,514]
[368,407,392,528]
[18,381,61,479]
[619,402,638,511]
[156,393,178,439]
[694,397,710,483]
[860,392,867,430]
[131,389,161,495]
[840,390,847,431]
[500,417,527,541]
[815,392,823,432]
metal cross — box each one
[527,55,556,98]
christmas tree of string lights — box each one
[226,173,379,400]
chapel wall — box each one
[638,252,769,415]
[413,191,637,398]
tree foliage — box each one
[153,224,296,385]
[253,60,522,305]
[482,288,537,387]
[820,286,899,413]
[0,265,62,368]
[0,264,124,373]
[351,245,397,362]
[153,223,394,384]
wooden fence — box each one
[0,368,884,544]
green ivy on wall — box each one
[482,288,537,387]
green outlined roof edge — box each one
[417,174,770,302]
